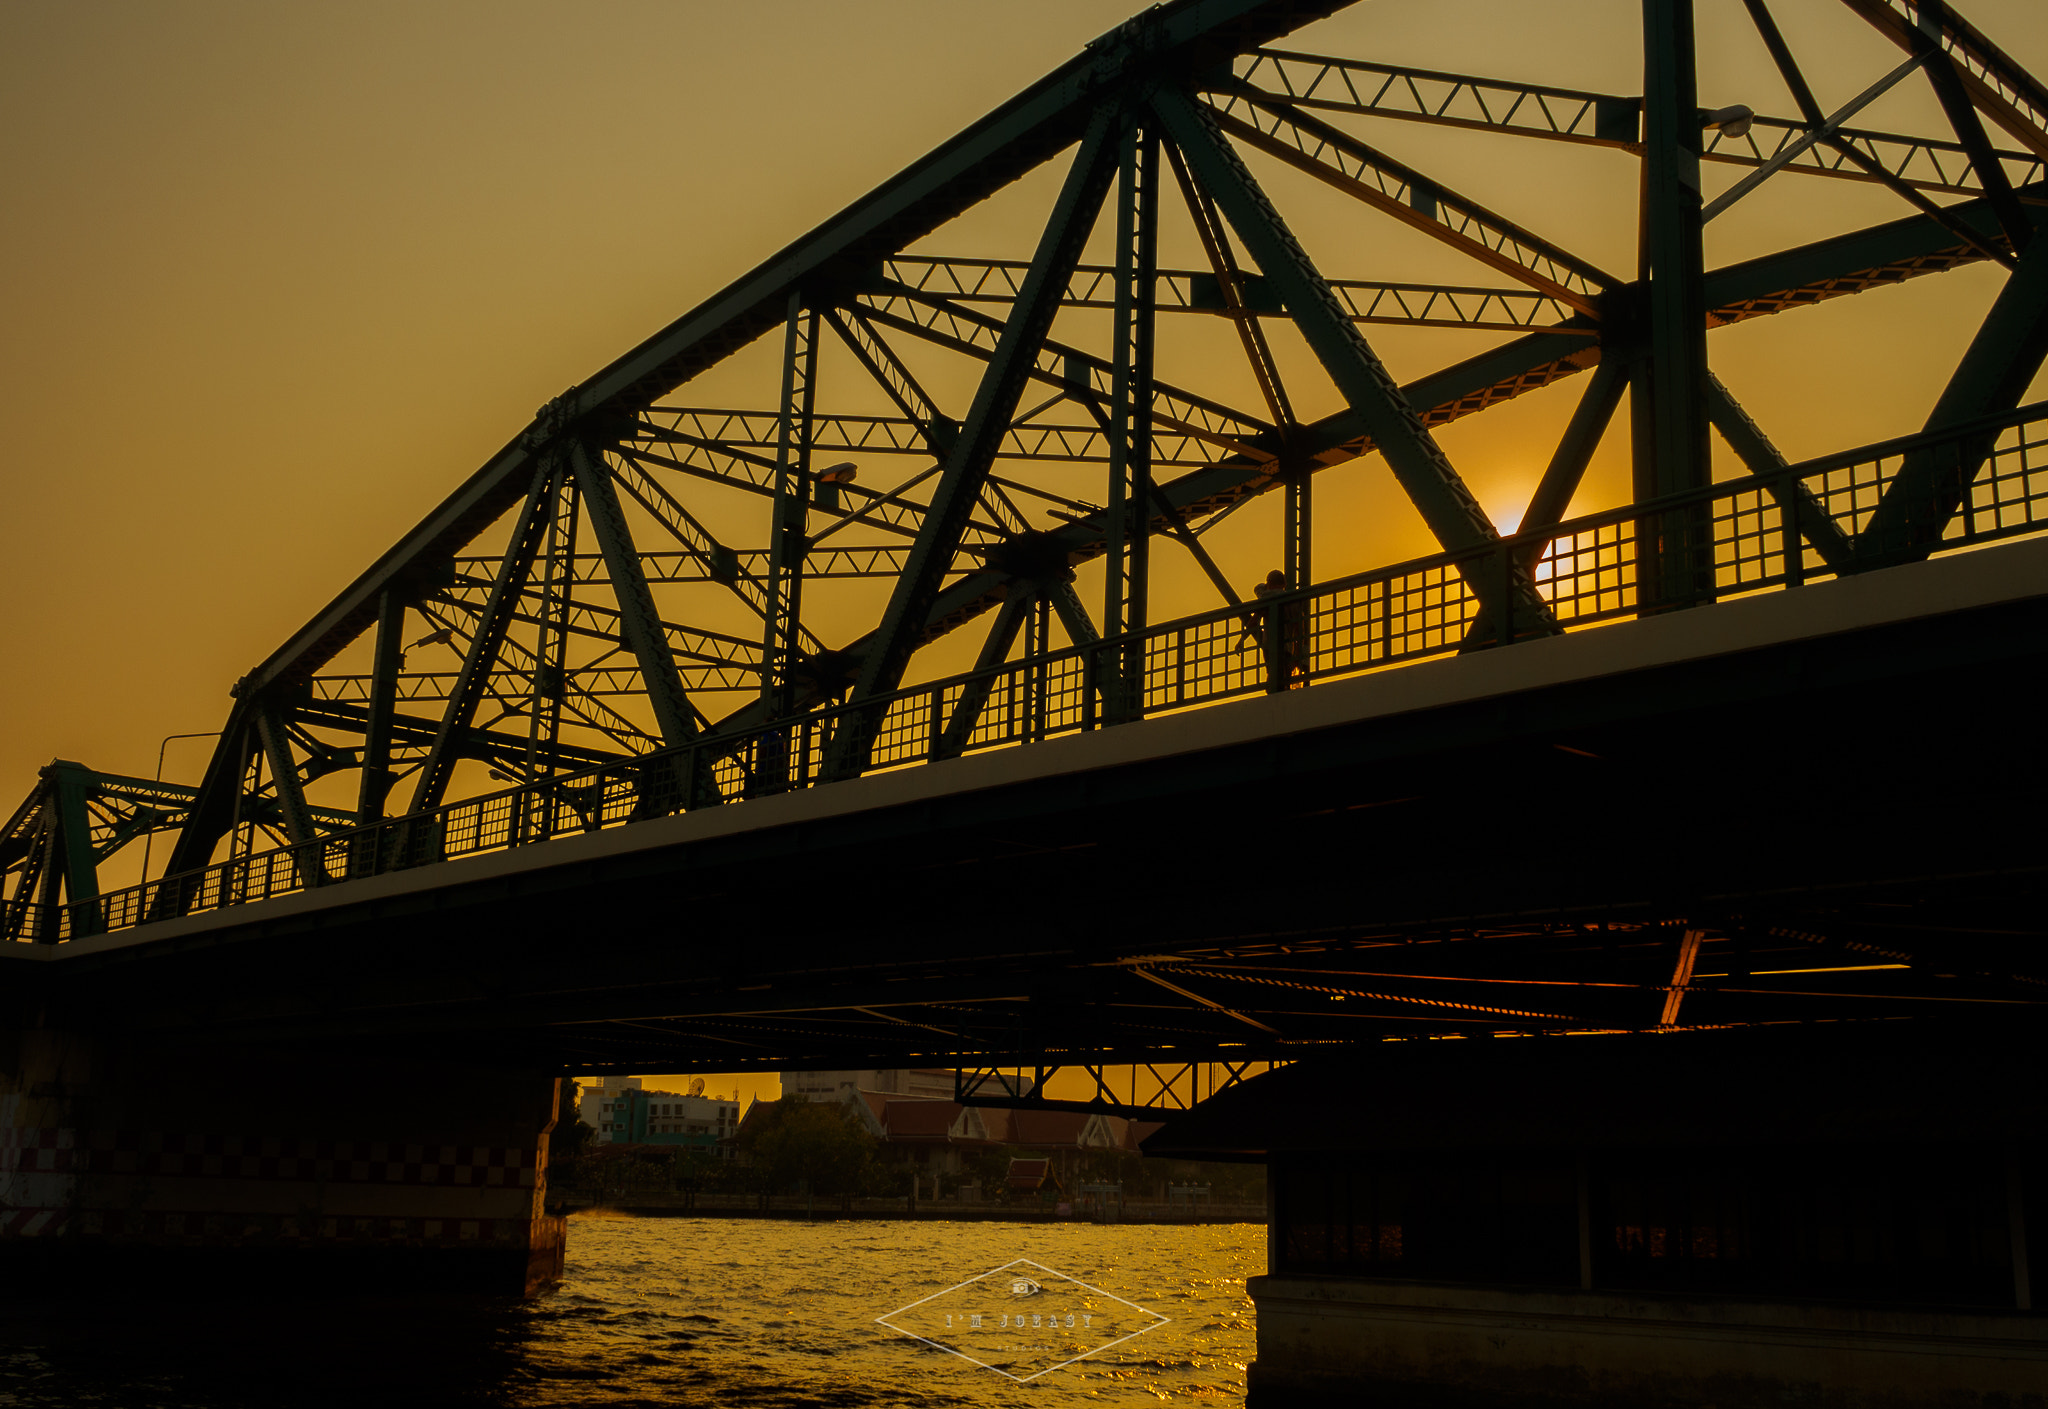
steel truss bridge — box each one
[5,0,2047,1111]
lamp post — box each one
[139,730,221,887]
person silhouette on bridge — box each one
[1252,569,1307,685]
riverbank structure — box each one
[1147,1023,2046,1408]
[582,1077,737,1155]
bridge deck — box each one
[12,536,2045,1073]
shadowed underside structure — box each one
[5,0,2048,1094]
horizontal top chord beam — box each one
[1229,47,2046,197]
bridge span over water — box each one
[4,0,2046,1402]
[12,536,2047,1076]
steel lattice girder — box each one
[15,0,2035,931]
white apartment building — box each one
[577,1075,738,1150]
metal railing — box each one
[13,401,2047,944]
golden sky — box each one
[5,2,2045,1094]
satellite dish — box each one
[689,1077,706,1097]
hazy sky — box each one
[5,4,2045,1099]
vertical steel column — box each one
[529,468,580,782]
[1103,116,1158,726]
[1030,591,1052,741]
[764,293,819,721]
[46,762,99,939]
[1638,0,1713,610]
[356,588,406,828]
[5,827,50,941]
[1284,468,1312,589]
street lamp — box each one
[139,730,221,886]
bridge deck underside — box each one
[20,561,2045,1075]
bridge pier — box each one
[0,1028,563,1297]
[1243,1279,2046,1409]
[1152,1024,2047,1408]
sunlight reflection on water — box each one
[0,1215,1265,1407]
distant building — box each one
[784,1068,957,1102]
[1007,1157,1060,1198]
[739,1081,1168,1200]
[847,1095,1156,1187]
[579,1076,738,1157]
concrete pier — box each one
[1246,1277,2048,1408]
[0,1029,563,1296]
[1152,1023,2047,1408]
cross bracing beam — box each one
[408,596,662,755]
[881,254,1588,332]
[311,664,757,704]
[620,433,1014,546]
[937,587,1037,759]
[1703,374,1859,576]
[1202,85,1618,313]
[433,576,765,673]
[295,699,625,775]
[1858,227,2048,565]
[954,1059,1288,1119]
[1839,0,2048,159]
[820,306,1033,538]
[157,707,262,882]
[252,699,328,889]
[854,281,1279,458]
[1704,180,2047,327]
[1736,0,2020,275]
[1228,47,2047,197]
[1166,137,1298,429]
[456,547,913,584]
[1914,18,2034,254]
[407,460,558,814]
[642,408,1225,470]
[1231,48,1641,148]
[570,441,701,751]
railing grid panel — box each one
[1958,424,2048,540]
[1542,520,1638,624]
[1712,487,1785,592]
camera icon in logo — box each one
[1008,1276,1042,1296]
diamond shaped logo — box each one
[876,1256,1170,1382]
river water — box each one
[0,1214,1266,1406]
